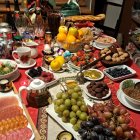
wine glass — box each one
[15,16,28,36]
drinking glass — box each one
[15,16,28,36]
[47,10,64,38]
[26,25,35,40]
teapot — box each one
[19,79,51,108]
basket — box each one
[57,35,93,53]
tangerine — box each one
[57,33,67,42]
[66,35,76,44]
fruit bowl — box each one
[56,27,94,53]
[0,59,18,80]
[94,35,116,49]
[119,79,140,105]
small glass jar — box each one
[12,35,22,50]
[45,31,52,44]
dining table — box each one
[13,43,140,140]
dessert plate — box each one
[82,82,111,100]
[83,69,104,81]
[117,89,140,112]
[17,59,36,69]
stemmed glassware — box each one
[15,15,28,36]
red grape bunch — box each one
[87,101,134,140]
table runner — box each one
[13,44,140,139]
[37,106,48,140]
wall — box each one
[119,0,135,46]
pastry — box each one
[65,14,105,22]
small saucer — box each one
[17,59,36,69]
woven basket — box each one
[57,36,93,53]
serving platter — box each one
[81,82,111,100]
[0,90,35,139]
[117,89,140,112]
[68,58,96,71]
[46,84,93,140]
[25,67,59,87]
[103,65,136,81]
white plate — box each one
[17,59,36,69]
[83,69,104,81]
[0,91,35,139]
[93,42,103,50]
[103,65,136,81]
[25,67,59,87]
[82,82,111,100]
[117,89,140,112]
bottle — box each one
[40,0,54,20]
[22,0,32,25]
[13,0,20,21]
[4,0,16,31]
[34,0,44,39]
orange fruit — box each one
[56,33,67,42]
[78,30,84,39]
[50,60,61,71]
[66,35,76,44]
[63,43,70,50]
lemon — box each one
[57,33,67,42]
[58,26,68,34]
[50,60,61,71]
[55,56,65,66]
[66,35,76,44]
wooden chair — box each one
[94,0,125,38]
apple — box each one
[68,27,78,37]
[58,26,68,34]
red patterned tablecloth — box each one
[13,44,140,139]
